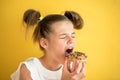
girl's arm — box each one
[20,64,32,80]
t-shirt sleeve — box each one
[22,58,40,80]
[10,58,40,80]
[10,62,22,80]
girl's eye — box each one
[59,33,75,39]
[72,36,75,38]
[71,34,75,38]
[60,36,66,39]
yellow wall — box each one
[0,0,120,80]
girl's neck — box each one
[39,54,62,71]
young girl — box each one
[11,9,86,80]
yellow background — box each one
[0,0,120,80]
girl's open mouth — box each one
[65,48,73,57]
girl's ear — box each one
[39,38,48,49]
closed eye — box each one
[59,35,67,39]
[59,34,67,39]
[59,32,75,39]
[71,32,75,38]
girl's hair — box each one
[23,9,84,49]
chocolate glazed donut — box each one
[66,52,87,72]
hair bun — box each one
[23,9,41,26]
[64,11,84,29]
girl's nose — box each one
[67,36,74,45]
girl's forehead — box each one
[51,21,74,33]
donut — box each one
[67,51,87,62]
[66,51,87,72]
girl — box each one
[11,9,86,80]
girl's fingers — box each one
[78,62,86,79]
[71,60,82,75]
[68,60,76,72]
[62,58,86,80]
[75,60,82,73]
[80,62,86,76]
[63,57,68,71]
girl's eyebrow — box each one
[72,32,75,34]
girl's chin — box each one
[57,56,66,64]
[61,58,66,64]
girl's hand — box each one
[61,58,86,80]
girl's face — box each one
[46,21,76,64]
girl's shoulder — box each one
[24,57,40,65]
[11,57,41,80]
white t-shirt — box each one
[11,57,63,80]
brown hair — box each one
[23,9,84,49]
